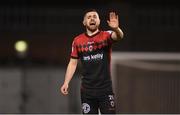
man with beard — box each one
[60,9,124,114]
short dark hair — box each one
[83,9,98,18]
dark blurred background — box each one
[0,0,179,66]
[0,0,180,114]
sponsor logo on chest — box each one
[83,53,103,61]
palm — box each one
[107,12,119,29]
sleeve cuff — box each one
[71,56,79,59]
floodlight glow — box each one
[15,40,28,53]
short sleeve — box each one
[70,40,79,59]
[107,30,113,35]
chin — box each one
[89,29,97,32]
[87,26,98,32]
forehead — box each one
[85,11,99,17]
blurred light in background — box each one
[14,40,28,58]
[15,40,28,53]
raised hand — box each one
[107,12,119,30]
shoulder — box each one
[99,30,113,38]
[73,33,85,43]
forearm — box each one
[112,27,124,41]
[63,59,77,85]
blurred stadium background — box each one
[0,0,180,114]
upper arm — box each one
[106,30,118,44]
[111,32,118,40]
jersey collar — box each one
[85,30,101,38]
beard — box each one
[86,24,99,32]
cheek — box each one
[86,21,91,26]
[97,20,100,26]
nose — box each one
[90,18,95,21]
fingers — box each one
[61,87,68,95]
[109,12,118,20]
[61,85,68,95]
[107,12,119,28]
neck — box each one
[86,29,99,36]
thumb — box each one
[64,86,68,92]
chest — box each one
[77,38,109,53]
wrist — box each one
[64,81,69,85]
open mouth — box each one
[89,22,96,26]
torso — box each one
[71,31,115,95]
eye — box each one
[87,15,91,19]
[93,15,97,19]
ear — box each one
[83,19,86,26]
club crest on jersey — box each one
[88,41,94,52]
[89,45,93,52]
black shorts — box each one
[81,89,116,114]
